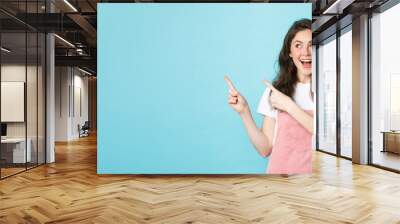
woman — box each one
[224,19,313,174]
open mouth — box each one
[300,59,312,68]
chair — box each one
[79,121,90,138]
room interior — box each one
[0,0,399,223]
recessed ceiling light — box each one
[54,34,75,48]
[78,67,93,76]
[1,47,11,53]
[63,0,78,12]
[323,0,354,15]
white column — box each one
[46,33,55,163]
[46,1,55,163]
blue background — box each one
[98,3,311,174]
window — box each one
[339,27,352,158]
[317,35,337,154]
[370,2,400,171]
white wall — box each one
[1,65,41,137]
[1,64,46,164]
[72,73,89,138]
[55,66,70,141]
[1,65,26,132]
[55,67,89,141]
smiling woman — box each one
[225,19,314,174]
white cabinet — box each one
[1,138,32,163]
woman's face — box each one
[289,29,312,77]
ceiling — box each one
[0,0,391,75]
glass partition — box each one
[1,31,28,177]
[317,35,337,155]
[27,31,38,169]
[0,1,46,179]
[38,32,45,165]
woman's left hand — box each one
[263,80,295,112]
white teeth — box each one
[300,59,311,63]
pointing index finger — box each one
[224,75,237,92]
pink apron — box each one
[267,110,313,174]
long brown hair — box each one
[273,19,312,98]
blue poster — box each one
[98,3,311,174]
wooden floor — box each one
[373,150,400,171]
[1,135,400,224]
[1,163,44,178]
[0,167,26,178]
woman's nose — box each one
[302,46,311,56]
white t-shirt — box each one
[257,82,314,118]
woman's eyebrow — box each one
[293,40,312,44]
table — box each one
[381,131,400,154]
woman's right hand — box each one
[224,76,249,114]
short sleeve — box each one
[257,87,277,118]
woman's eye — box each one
[296,44,301,48]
